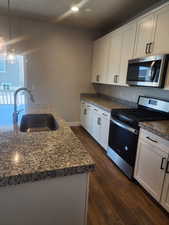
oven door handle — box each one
[111,118,138,135]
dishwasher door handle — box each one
[111,118,138,135]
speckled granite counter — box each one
[0,105,95,187]
[139,120,169,141]
[81,94,136,112]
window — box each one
[0,54,6,72]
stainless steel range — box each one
[107,96,169,179]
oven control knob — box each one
[125,146,128,151]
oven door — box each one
[108,118,139,167]
[127,55,167,87]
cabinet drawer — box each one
[92,106,110,118]
[140,128,169,154]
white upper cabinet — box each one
[153,5,169,54]
[91,40,100,83]
[119,23,137,85]
[107,30,122,85]
[92,37,109,84]
[134,14,156,58]
[91,2,169,88]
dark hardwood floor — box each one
[71,126,169,225]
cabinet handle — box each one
[102,113,107,116]
[145,43,149,54]
[146,136,158,143]
[148,42,153,54]
[114,75,116,83]
[84,109,87,115]
[166,161,169,173]
[116,75,119,83]
[96,75,100,82]
[114,75,118,83]
[97,117,101,125]
[160,157,166,170]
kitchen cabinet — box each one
[80,101,87,128]
[92,106,110,151]
[119,23,137,85]
[80,101,93,134]
[92,108,101,142]
[161,159,169,212]
[85,103,93,134]
[99,111,110,150]
[134,14,156,58]
[107,29,122,85]
[134,128,169,210]
[91,37,109,84]
[153,4,169,54]
[91,2,169,88]
[80,100,110,151]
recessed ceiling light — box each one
[71,6,79,13]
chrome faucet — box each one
[13,87,35,131]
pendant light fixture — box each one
[7,0,16,64]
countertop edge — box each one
[0,164,95,187]
[139,123,169,141]
[81,96,111,112]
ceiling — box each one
[0,0,167,33]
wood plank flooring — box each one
[71,126,169,225]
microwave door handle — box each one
[150,61,157,81]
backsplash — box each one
[95,84,169,103]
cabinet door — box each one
[92,109,101,142]
[99,37,109,84]
[134,14,156,58]
[91,40,101,83]
[86,104,93,135]
[153,5,169,54]
[99,113,110,151]
[134,140,168,201]
[161,158,169,213]
[80,101,86,128]
[119,23,137,85]
[107,30,122,85]
[91,38,109,84]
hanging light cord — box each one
[8,0,12,40]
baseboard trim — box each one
[67,122,80,127]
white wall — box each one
[0,16,96,122]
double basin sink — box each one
[20,114,59,132]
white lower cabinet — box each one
[80,101,110,151]
[134,128,169,212]
[99,112,111,150]
[85,104,93,134]
[161,164,169,212]
[80,101,87,128]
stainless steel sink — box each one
[20,114,59,132]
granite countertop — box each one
[0,104,95,187]
[139,120,169,141]
[81,94,134,112]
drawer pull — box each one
[166,161,169,174]
[102,113,107,117]
[161,157,166,170]
[146,136,158,143]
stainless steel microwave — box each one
[127,55,168,88]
